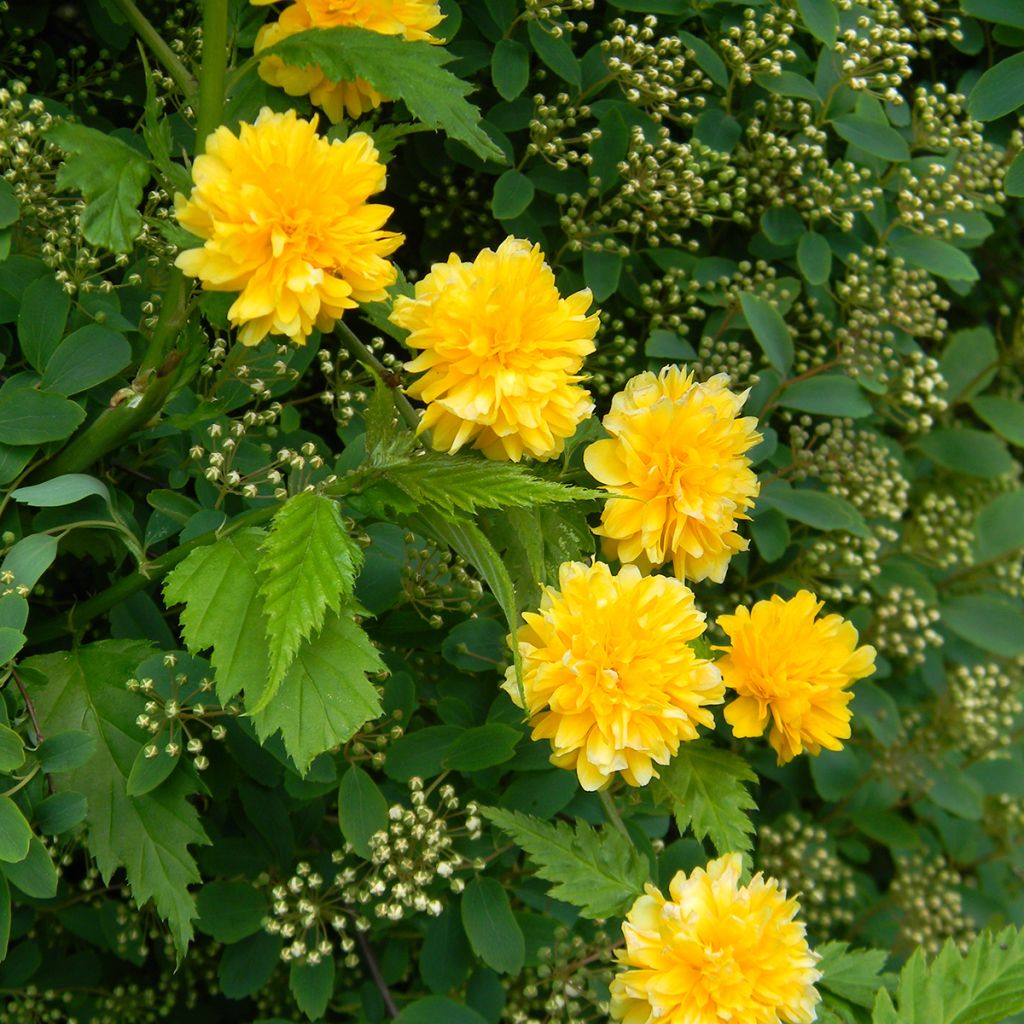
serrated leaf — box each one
[377,450,601,516]
[817,942,890,1008]
[480,806,648,919]
[249,609,384,774]
[25,642,208,952]
[653,742,757,854]
[255,493,363,705]
[163,530,271,704]
[46,122,151,253]
[873,925,1024,1024]
[259,27,504,162]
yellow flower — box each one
[174,108,402,347]
[716,590,877,765]
[254,0,444,121]
[610,853,821,1024]
[502,561,724,791]
[391,237,599,462]
[584,367,761,583]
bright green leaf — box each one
[816,942,890,1008]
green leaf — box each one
[915,428,1013,478]
[583,249,623,302]
[384,724,461,782]
[259,27,504,162]
[218,931,282,999]
[740,292,794,375]
[163,529,270,703]
[17,274,70,371]
[395,997,488,1024]
[26,641,208,951]
[461,877,525,975]
[940,327,998,402]
[37,729,96,773]
[968,52,1024,121]
[816,942,890,1008]
[250,610,385,774]
[0,388,85,445]
[927,760,985,820]
[255,492,362,704]
[796,0,839,45]
[873,925,1024,1024]
[974,490,1024,561]
[889,233,978,282]
[0,796,32,863]
[11,474,111,508]
[797,231,832,285]
[940,595,1024,657]
[757,483,871,538]
[970,396,1024,446]
[1005,151,1024,197]
[379,450,597,517]
[0,724,25,772]
[526,20,581,88]
[125,742,180,797]
[491,168,535,220]
[0,628,25,666]
[491,38,529,100]
[480,806,648,919]
[0,179,19,229]
[39,325,132,396]
[420,907,472,993]
[34,791,87,835]
[0,875,9,961]
[338,764,388,860]
[289,957,335,1022]
[443,724,520,772]
[653,742,757,855]
[832,114,909,161]
[1,534,58,591]
[1,836,57,899]
[750,508,790,563]
[196,881,267,943]
[46,121,151,252]
[779,375,872,417]
[678,30,728,89]
[961,0,1024,28]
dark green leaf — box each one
[0,796,32,863]
[37,730,96,773]
[491,38,529,100]
[915,428,1013,478]
[940,595,1024,656]
[961,0,1024,28]
[491,169,535,219]
[338,765,388,859]
[39,325,132,396]
[939,327,997,402]
[289,957,335,1022]
[974,490,1024,561]
[1,836,57,898]
[444,724,520,772]
[750,508,790,562]
[34,791,87,835]
[17,274,70,371]
[889,233,978,282]
[46,122,151,252]
[461,877,525,975]
[395,997,488,1024]
[779,375,872,417]
[740,292,794,374]
[832,114,909,161]
[582,248,623,302]
[757,483,871,538]
[797,231,832,285]
[420,907,472,993]
[927,761,984,820]
[677,30,728,89]
[125,742,180,797]
[0,875,9,961]
[526,20,580,88]
[219,931,283,999]
[0,388,85,445]
[385,725,462,782]
[0,179,19,229]
[1006,151,1024,197]
[796,0,839,44]
[0,628,25,666]
[0,724,24,772]
[816,942,889,1008]
[968,52,1024,121]
[970,396,1024,446]
[196,881,267,943]
[260,27,504,162]
[11,474,111,508]
[1,534,58,591]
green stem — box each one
[27,504,279,646]
[334,321,422,432]
[109,0,198,99]
[194,0,230,153]
[598,788,632,843]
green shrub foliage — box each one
[0,0,1022,1021]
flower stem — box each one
[598,788,633,843]
[194,0,230,153]
[109,0,198,99]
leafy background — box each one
[0,0,1023,1022]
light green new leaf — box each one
[816,942,890,1008]
[480,806,648,919]
[256,493,363,702]
[872,925,1024,1024]
[653,742,757,855]
[25,641,208,952]
[258,27,504,162]
[46,122,151,253]
[250,609,384,774]
[163,529,271,704]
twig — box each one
[108,0,198,99]
[355,928,399,1019]
[11,668,43,745]
[598,788,632,843]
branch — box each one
[194,0,230,152]
[11,668,44,744]
[355,928,399,1019]
[109,0,198,100]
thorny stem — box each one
[108,0,198,100]
[355,929,399,1019]
[598,788,632,843]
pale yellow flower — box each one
[175,108,402,347]
[503,561,723,791]
[716,590,877,765]
[585,367,761,583]
[254,0,444,121]
[611,853,821,1024]
[391,237,599,462]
